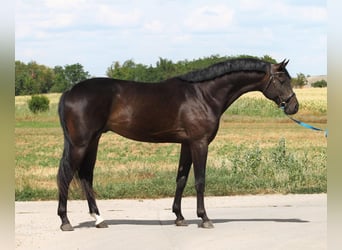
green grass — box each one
[15,137,326,200]
[91,139,326,199]
[226,97,285,117]
[15,89,327,201]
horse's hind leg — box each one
[57,155,75,231]
[57,145,87,231]
[172,143,192,226]
[78,136,108,228]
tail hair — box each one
[57,90,77,199]
[58,90,72,158]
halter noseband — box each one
[279,92,296,108]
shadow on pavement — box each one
[74,218,309,229]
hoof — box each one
[96,221,108,228]
[175,219,188,227]
[198,220,214,229]
[60,223,74,231]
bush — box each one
[311,80,327,88]
[28,95,50,113]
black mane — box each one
[177,58,270,83]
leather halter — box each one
[263,71,296,107]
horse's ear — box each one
[276,59,289,71]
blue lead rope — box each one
[281,108,328,138]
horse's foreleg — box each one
[172,143,192,226]
[190,141,214,229]
[78,137,108,229]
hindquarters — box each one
[57,79,115,230]
[57,79,116,188]
[59,79,116,143]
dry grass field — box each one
[15,88,327,200]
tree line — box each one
[15,54,322,96]
[15,61,91,95]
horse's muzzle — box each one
[282,94,299,115]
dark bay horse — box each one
[57,58,299,231]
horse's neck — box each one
[199,71,266,115]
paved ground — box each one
[15,194,326,250]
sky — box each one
[15,0,327,77]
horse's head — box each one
[262,59,299,115]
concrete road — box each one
[15,194,326,250]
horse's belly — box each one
[106,119,187,143]
[106,98,188,143]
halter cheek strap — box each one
[263,69,284,96]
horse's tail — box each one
[58,90,72,161]
[57,90,74,200]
